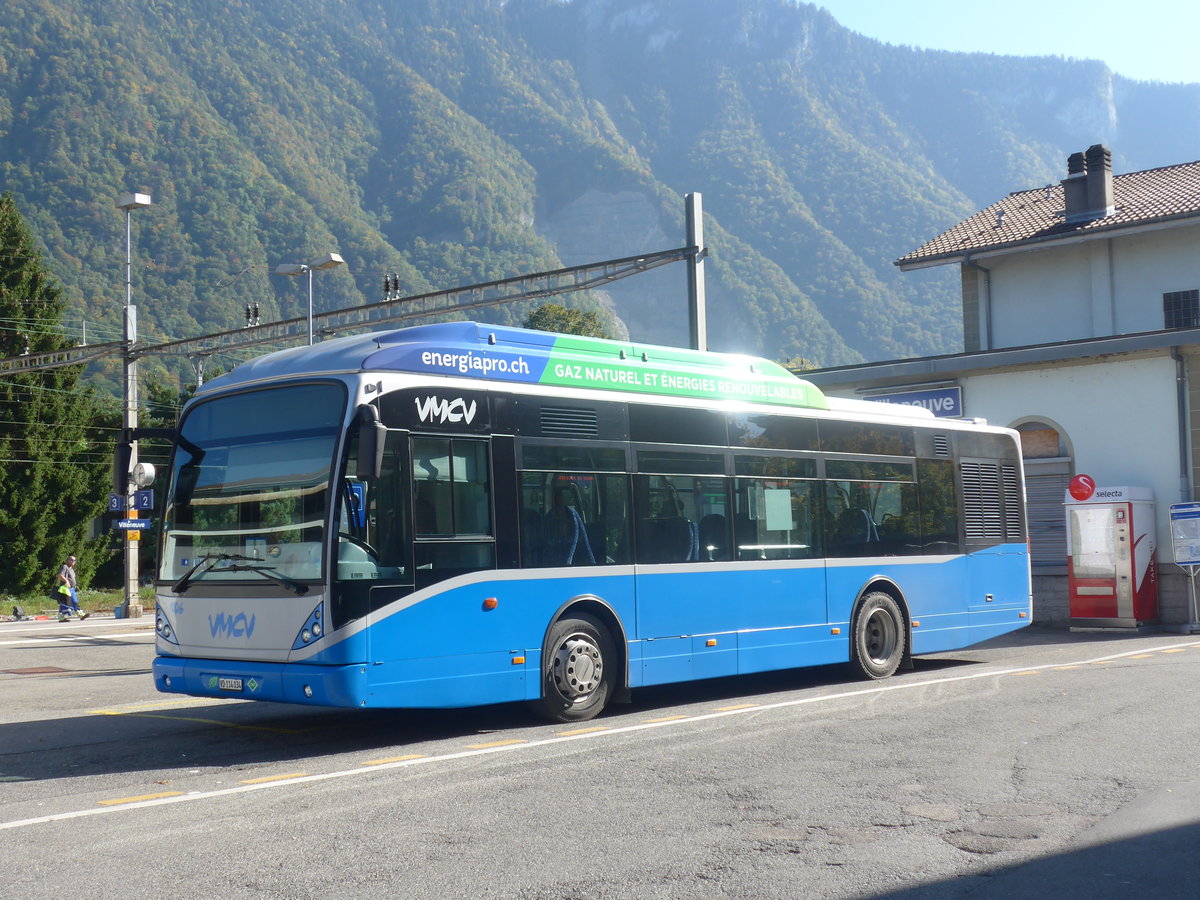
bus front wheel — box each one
[529,613,614,723]
[851,591,905,680]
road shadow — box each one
[6,622,1183,786]
[0,655,977,785]
[970,622,1187,652]
[869,821,1200,899]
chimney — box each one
[1062,151,1088,219]
[1063,145,1114,222]
[1085,143,1114,215]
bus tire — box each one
[529,613,614,723]
[850,591,905,680]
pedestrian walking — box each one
[56,554,89,622]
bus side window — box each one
[411,437,495,588]
[634,475,727,563]
[519,472,631,567]
[734,478,819,560]
[412,437,492,537]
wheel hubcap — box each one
[552,634,603,699]
[864,609,898,663]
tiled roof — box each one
[896,158,1200,267]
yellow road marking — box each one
[556,726,612,737]
[240,773,308,785]
[1161,648,1185,654]
[643,715,689,723]
[1128,654,1154,659]
[361,754,426,767]
[465,739,527,749]
[98,791,184,806]
[716,703,761,710]
[1054,665,1081,670]
[1013,671,1040,676]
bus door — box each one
[331,428,414,648]
[633,470,736,683]
[732,471,827,674]
[374,386,500,591]
[409,435,497,588]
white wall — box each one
[988,246,1092,347]
[986,223,1200,349]
[965,355,1182,551]
[1112,225,1200,334]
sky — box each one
[813,1,1199,85]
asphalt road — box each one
[2,616,1199,899]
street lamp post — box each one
[274,252,345,345]
[116,191,151,618]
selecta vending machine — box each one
[1064,476,1158,629]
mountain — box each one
[1,0,1198,389]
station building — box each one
[805,145,1200,624]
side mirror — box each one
[175,463,200,508]
[355,404,386,481]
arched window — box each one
[1013,419,1073,568]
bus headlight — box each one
[156,611,179,645]
[292,603,325,650]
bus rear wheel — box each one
[529,613,614,723]
[851,591,905,680]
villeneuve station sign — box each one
[862,385,963,418]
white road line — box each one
[0,631,155,647]
[1,618,152,632]
[3,637,1198,831]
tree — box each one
[523,303,614,338]
[0,193,113,594]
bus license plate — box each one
[218,677,243,692]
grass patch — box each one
[3,586,156,616]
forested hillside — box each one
[2,0,1198,387]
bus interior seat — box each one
[546,503,595,565]
[638,514,694,563]
[520,507,544,566]
[698,513,727,560]
[544,481,595,566]
[733,514,757,560]
[413,483,440,533]
[829,507,879,554]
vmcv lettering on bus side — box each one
[414,396,477,425]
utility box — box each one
[1065,483,1158,629]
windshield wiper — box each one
[219,564,309,596]
[172,553,260,594]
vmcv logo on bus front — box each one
[415,396,478,425]
[209,611,256,639]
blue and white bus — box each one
[151,321,1030,722]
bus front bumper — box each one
[153,656,370,708]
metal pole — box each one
[123,207,141,618]
[307,266,314,346]
[685,192,707,351]
[116,191,149,618]
[1190,566,1199,629]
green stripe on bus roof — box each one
[540,332,827,409]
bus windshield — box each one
[159,382,347,587]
